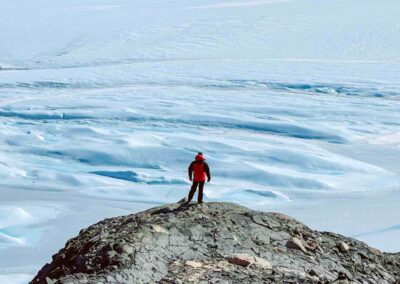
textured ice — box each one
[1,0,400,282]
[0,274,33,284]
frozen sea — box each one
[1,0,400,282]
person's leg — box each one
[187,182,198,202]
[198,182,205,203]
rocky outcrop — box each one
[31,202,400,284]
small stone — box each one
[358,252,369,259]
[337,271,348,280]
[45,278,55,284]
[305,240,324,254]
[199,204,209,214]
[338,241,350,253]
[115,274,124,282]
[226,254,272,269]
[152,207,174,215]
[286,237,307,253]
[308,268,319,277]
[315,243,324,254]
[305,241,317,251]
[273,247,286,253]
[226,254,252,267]
[107,250,117,258]
[152,224,169,234]
[185,260,203,268]
[217,261,229,268]
[368,246,382,256]
[252,257,272,269]
[121,244,134,255]
[171,260,181,266]
[345,271,353,280]
[292,227,303,238]
[106,275,116,282]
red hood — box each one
[195,154,205,161]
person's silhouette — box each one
[186,152,211,204]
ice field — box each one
[1,0,400,282]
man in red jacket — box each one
[186,152,211,204]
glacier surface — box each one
[1,0,400,282]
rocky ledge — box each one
[32,202,400,284]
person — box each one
[186,152,211,204]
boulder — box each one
[31,202,400,284]
[286,237,307,253]
[338,241,350,253]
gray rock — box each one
[338,241,350,253]
[31,202,400,284]
[226,254,272,269]
[286,237,307,253]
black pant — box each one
[188,181,205,203]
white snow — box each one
[1,0,400,282]
[368,132,400,146]
[187,0,293,9]
[0,274,33,284]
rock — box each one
[252,257,272,269]
[199,203,209,214]
[152,206,174,215]
[338,273,346,280]
[368,246,382,256]
[121,244,134,255]
[338,241,350,253]
[152,224,169,234]
[31,202,400,284]
[305,240,324,254]
[226,254,272,269]
[185,260,202,269]
[305,241,324,253]
[315,243,324,254]
[286,237,307,253]
[226,254,253,267]
[308,268,319,277]
[107,250,117,258]
[45,278,55,284]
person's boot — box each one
[178,197,187,205]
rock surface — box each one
[31,202,400,283]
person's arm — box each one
[188,162,194,181]
[204,162,211,182]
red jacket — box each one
[188,154,211,182]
